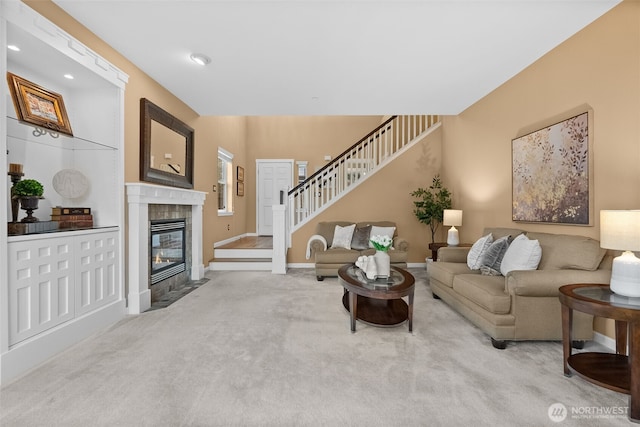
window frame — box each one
[217,148,234,216]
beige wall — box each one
[289,126,444,264]
[245,116,384,233]
[192,116,247,261]
[441,1,640,244]
[440,0,639,337]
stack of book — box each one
[51,207,93,229]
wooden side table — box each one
[428,242,471,261]
[559,284,640,422]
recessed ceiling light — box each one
[64,74,74,80]
[190,53,211,66]
[7,45,20,51]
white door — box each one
[257,160,293,236]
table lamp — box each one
[600,210,640,297]
[443,209,462,246]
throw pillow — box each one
[351,225,372,250]
[467,233,494,270]
[479,235,512,276]
[369,226,396,249]
[500,234,542,275]
[330,224,356,249]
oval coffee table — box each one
[338,264,415,332]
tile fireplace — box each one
[126,183,206,314]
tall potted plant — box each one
[411,175,452,245]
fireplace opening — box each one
[150,219,186,285]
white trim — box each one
[287,263,314,269]
[213,232,257,248]
[593,331,616,351]
[218,147,234,161]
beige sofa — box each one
[429,227,612,349]
[308,221,409,281]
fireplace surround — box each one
[126,183,206,314]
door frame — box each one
[256,159,294,236]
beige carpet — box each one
[0,268,630,426]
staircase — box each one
[209,115,440,271]
[289,115,440,231]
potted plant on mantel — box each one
[410,175,452,253]
[12,178,44,223]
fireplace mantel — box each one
[126,183,207,314]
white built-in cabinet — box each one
[1,1,128,385]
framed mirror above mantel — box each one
[140,98,194,189]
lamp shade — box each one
[600,210,640,251]
[443,209,462,227]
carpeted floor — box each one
[0,268,631,426]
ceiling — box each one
[52,0,621,116]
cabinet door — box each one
[8,238,75,345]
[74,231,119,316]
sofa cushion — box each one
[479,235,512,275]
[429,262,477,288]
[467,233,494,270]
[527,232,606,271]
[350,225,372,250]
[453,274,511,314]
[500,234,542,275]
[315,247,360,264]
[316,221,354,247]
[331,224,356,249]
[369,225,396,248]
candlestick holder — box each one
[8,169,24,223]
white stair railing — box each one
[288,115,440,231]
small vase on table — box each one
[370,234,393,279]
[374,250,390,279]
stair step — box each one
[214,248,273,259]
[209,258,272,271]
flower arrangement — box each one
[370,234,392,252]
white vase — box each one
[374,250,390,278]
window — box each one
[218,148,233,215]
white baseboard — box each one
[287,263,314,269]
[213,233,256,248]
[407,262,428,268]
[593,331,616,351]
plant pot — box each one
[19,196,41,223]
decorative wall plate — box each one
[52,169,89,199]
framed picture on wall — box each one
[237,181,244,197]
[237,166,244,182]
[512,111,592,225]
[6,72,73,136]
